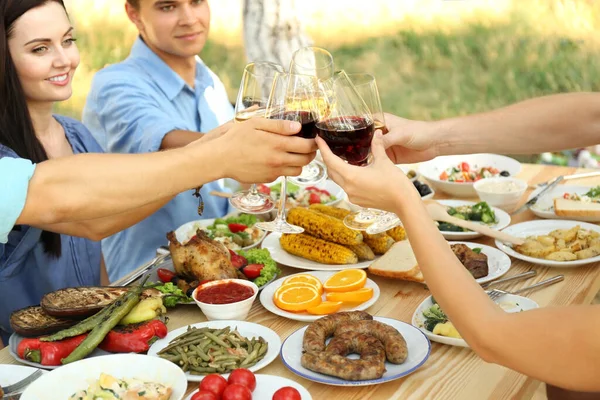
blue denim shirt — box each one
[83,37,234,282]
[0,158,35,244]
[0,116,102,343]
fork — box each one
[1,369,43,396]
[487,275,564,301]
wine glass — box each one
[347,73,402,234]
[229,61,285,214]
[255,72,323,234]
[314,70,383,231]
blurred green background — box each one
[60,0,600,162]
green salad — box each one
[437,202,497,232]
[200,214,263,250]
[238,248,280,287]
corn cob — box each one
[280,233,358,264]
[344,243,375,261]
[387,226,406,242]
[309,204,351,220]
[363,232,395,255]
[287,207,363,245]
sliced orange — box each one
[323,269,367,292]
[325,287,373,303]
[306,301,343,315]
[282,274,324,294]
[277,282,320,294]
[273,285,322,312]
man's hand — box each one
[382,113,440,163]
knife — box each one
[532,170,600,188]
[512,175,564,215]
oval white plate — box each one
[0,365,47,395]
[280,316,430,386]
[268,179,345,208]
[495,219,600,267]
[184,374,312,400]
[418,154,522,197]
[447,241,512,284]
[8,333,110,370]
[148,320,281,382]
[436,200,511,240]
[412,294,539,347]
[529,184,600,222]
[259,270,381,322]
[174,217,266,251]
[21,354,187,400]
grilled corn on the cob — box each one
[387,226,406,242]
[280,233,358,264]
[363,232,395,254]
[287,207,363,245]
[309,204,352,219]
[345,243,375,261]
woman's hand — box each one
[316,130,412,212]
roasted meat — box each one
[167,229,242,282]
[450,244,489,279]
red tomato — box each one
[227,369,256,392]
[257,184,271,195]
[439,171,448,180]
[199,374,228,399]
[228,223,248,233]
[308,193,321,205]
[460,162,470,172]
[272,386,301,400]
[157,268,176,283]
[230,253,248,269]
[221,384,252,400]
[191,391,218,400]
[242,264,264,280]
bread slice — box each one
[554,198,600,218]
[368,240,425,283]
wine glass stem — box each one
[274,176,288,221]
[248,184,258,195]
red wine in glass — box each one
[270,110,317,139]
[316,116,374,166]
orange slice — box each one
[325,287,373,303]
[306,301,343,315]
[323,269,367,292]
[282,274,324,294]
[274,285,322,312]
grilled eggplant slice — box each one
[10,306,78,337]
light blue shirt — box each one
[0,158,35,244]
[83,37,235,282]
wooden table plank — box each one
[2,164,599,400]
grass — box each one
[57,0,600,147]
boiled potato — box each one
[549,226,579,242]
[575,244,600,260]
[545,251,577,261]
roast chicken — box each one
[167,229,243,281]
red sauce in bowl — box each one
[195,282,255,305]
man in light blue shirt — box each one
[83,0,237,281]
[0,158,35,244]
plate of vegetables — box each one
[261,179,343,209]
[436,200,511,240]
[411,294,538,347]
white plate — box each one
[412,294,539,347]
[259,270,381,322]
[8,333,110,370]
[280,316,430,386]
[529,184,600,222]
[397,164,418,182]
[0,365,47,395]
[418,154,522,197]
[21,354,188,400]
[495,219,600,267]
[447,241,512,284]
[436,200,511,240]
[184,374,312,400]
[148,320,281,382]
[268,179,345,208]
[174,217,266,251]
[262,232,376,271]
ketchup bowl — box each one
[192,279,259,321]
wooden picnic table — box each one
[2,163,599,400]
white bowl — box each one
[192,279,258,320]
[418,154,522,197]
[21,354,187,400]
[473,177,528,212]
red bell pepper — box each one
[17,334,88,366]
[98,320,168,353]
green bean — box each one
[190,367,217,375]
[178,347,188,364]
[204,331,230,348]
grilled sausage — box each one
[334,320,408,364]
[301,332,386,380]
[302,311,373,353]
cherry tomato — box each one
[439,171,449,180]
[221,384,252,400]
[242,264,264,280]
[228,223,248,233]
[230,253,248,269]
[272,386,301,400]
[157,268,176,283]
[460,162,470,172]
[228,368,256,392]
[191,391,218,400]
[308,193,321,205]
[199,374,228,399]
[257,184,271,195]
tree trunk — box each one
[243,0,313,68]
